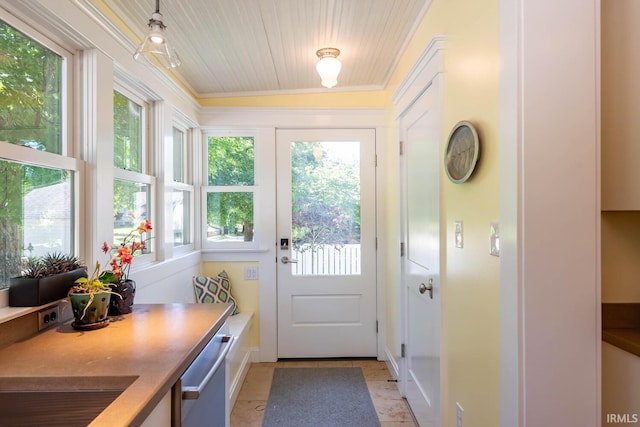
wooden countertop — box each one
[602,328,640,358]
[0,303,233,426]
[602,303,640,358]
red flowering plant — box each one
[71,220,153,292]
[105,219,153,282]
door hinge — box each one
[376,321,378,333]
[375,154,378,167]
[375,237,378,250]
[400,140,404,155]
[400,242,405,257]
[401,343,406,358]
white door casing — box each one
[276,128,377,358]
[395,37,444,427]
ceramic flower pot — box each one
[69,291,111,330]
[108,279,136,316]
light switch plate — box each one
[490,222,500,257]
[454,221,463,248]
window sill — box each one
[0,300,61,325]
[201,248,271,254]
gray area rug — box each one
[262,367,381,427]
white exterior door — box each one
[401,83,442,425]
[276,128,377,358]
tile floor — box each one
[230,360,418,427]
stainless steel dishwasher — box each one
[176,328,233,427]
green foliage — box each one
[207,137,255,240]
[291,142,360,251]
[0,20,62,151]
[20,252,83,278]
[208,136,254,185]
[113,91,142,172]
[0,21,65,286]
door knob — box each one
[419,281,434,299]
[281,256,298,264]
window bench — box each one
[225,311,254,409]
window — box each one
[0,19,75,287]
[204,135,256,247]
[113,89,153,253]
[171,126,192,247]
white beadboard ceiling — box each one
[96,0,430,97]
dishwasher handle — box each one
[182,335,234,400]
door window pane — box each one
[206,192,254,242]
[290,141,361,275]
[0,160,73,286]
[0,20,63,154]
[113,91,142,172]
[113,179,150,249]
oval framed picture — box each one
[444,121,480,184]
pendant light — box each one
[316,48,341,88]
[134,0,181,69]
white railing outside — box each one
[291,243,361,275]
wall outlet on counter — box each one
[38,305,60,331]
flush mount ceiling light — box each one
[316,47,341,88]
[134,0,181,69]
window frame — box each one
[0,16,80,285]
[202,131,260,251]
[111,84,155,266]
[170,120,195,252]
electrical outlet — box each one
[244,266,259,280]
[38,305,60,331]
[456,402,464,427]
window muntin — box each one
[205,136,256,246]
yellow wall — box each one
[198,90,388,108]
[203,262,260,346]
[384,0,500,425]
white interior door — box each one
[401,85,442,425]
[276,128,377,358]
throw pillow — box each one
[193,271,239,315]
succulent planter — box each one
[8,267,87,307]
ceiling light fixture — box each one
[316,48,341,88]
[134,0,181,69]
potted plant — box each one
[9,253,87,307]
[104,219,153,315]
[67,261,120,330]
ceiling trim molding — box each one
[199,107,386,129]
[197,84,386,100]
[392,35,446,116]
